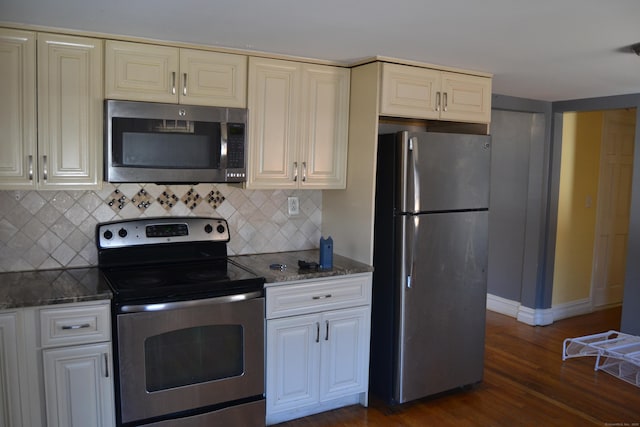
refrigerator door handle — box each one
[410,138,420,212]
[404,215,419,289]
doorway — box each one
[552,108,636,310]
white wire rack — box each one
[562,330,640,388]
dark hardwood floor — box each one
[276,307,640,426]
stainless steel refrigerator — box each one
[370,130,491,404]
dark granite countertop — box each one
[0,267,112,310]
[231,249,373,285]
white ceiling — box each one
[2,0,640,102]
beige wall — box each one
[552,111,602,305]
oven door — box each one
[116,292,264,424]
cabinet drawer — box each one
[40,301,111,347]
[266,273,371,319]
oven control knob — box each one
[118,228,128,238]
[216,224,226,234]
[103,230,113,240]
[204,224,213,233]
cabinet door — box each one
[0,313,23,427]
[105,40,179,103]
[380,62,440,120]
[266,314,320,415]
[247,57,300,189]
[43,343,115,427]
[37,33,103,189]
[299,64,349,189]
[440,72,492,124]
[180,49,247,107]
[0,29,36,190]
[320,306,370,401]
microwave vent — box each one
[153,119,195,133]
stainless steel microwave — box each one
[105,100,247,183]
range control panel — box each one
[97,217,230,249]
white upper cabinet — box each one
[0,29,36,189]
[380,62,491,124]
[105,40,247,107]
[38,33,103,189]
[0,30,103,190]
[247,57,349,189]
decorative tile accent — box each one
[205,189,225,209]
[107,189,129,212]
[181,188,202,210]
[157,189,180,211]
[131,189,153,211]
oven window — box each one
[144,325,244,392]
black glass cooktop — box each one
[100,258,264,304]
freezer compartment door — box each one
[397,131,491,213]
[395,210,488,403]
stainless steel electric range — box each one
[96,217,266,427]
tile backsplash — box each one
[0,183,322,273]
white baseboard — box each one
[486,293,553,326]
[486,293,520,318]
[551,298,593,321]
[486,294,599,326]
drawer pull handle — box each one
[61,323,91,330]
[312,294,332,300]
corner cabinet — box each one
[0,30,103,190]
[105,40,247,107]
[380,62,491,124]
[265,273,372,425]
[247,57,350,189]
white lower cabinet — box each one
[39,301,114,427]
[2,300,114,427]
[43,343,114,427]
[265,273,372,425]
[0,312,23,427]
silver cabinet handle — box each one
[435,91,441,112]
[183,73,187,96]
[443,92,448,112]
[302,161,307,182]
[42,155,48,180]
[103,353,109,378]
[325,320,329,341]
[315,322,320,343]
[312,294,332,300]
[171,71,176,95]
[61,323,91,330]
[28,155,33,181]
[293,161,298,182]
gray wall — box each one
[552,95,640,335]
[489,95,553,310]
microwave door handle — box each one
[220,122,228,169]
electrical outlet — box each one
[287,197,300,216]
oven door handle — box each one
[118,291,263,313]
